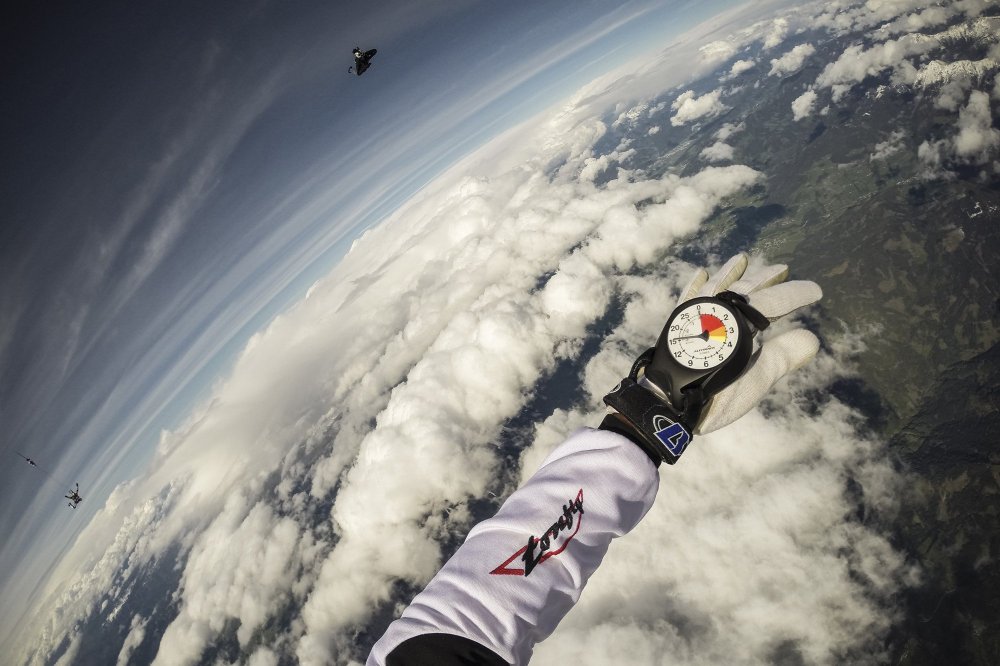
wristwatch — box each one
[603,291,769,464]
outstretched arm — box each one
[368,427,657,665]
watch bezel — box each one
[647,295,755,408]
[662,298,742,372]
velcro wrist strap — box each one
[603,377,694,465]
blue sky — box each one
[0,0,744,650]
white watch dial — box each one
[665,301,740,370]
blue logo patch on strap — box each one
[652,414,691,457]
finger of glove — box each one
[747,281,822,320]
[728,263,789,296]
[680,268,709,302]
[697,253,749,296]
[694,328,820,434]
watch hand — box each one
[672,331,710,342]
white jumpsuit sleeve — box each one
[367,427,660,665]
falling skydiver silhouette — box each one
[65,483,83,509]
[13,450,87,509]
[349,46,377,76]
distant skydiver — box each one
[17,452,37,467]
[65,483,83,509]
[349,46,377,76]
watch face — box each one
[665,300,741,370]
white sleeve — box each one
[367,427,660,665]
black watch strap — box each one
[717,290,770,332]
[602,377,693,465]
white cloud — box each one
[952,90,1000,162]
[763,17,790,50]
[53,633,82,666]
[612,102,649,128]
[670,89,729,126]
[953,0,992,17]
[116,614,148,666]
[769,43,816,76]
[714,122,744,141]
[112,72,288,322]
[792,89,818,121]
[153,499,317,664]
[934,79,974,111]
[647,125,661,136]
[699,5,820,69]
[812,0,984,36]
[881,5,956,35]
[728,58,756,78]
[917,139,946,175]
[20,2,823,657]
[579,148,636,182]
[18,63,768,664]
[919,89,1000,177]
[870,129,907,161]
[701,141,735,162]
[815,34,937,99]
[247,647,279,666]
[699,40,739,66]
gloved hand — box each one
[601,253,822,465]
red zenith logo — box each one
[490,488,584,577]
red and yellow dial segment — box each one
[665,301,740,369]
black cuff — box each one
[599,414,662,467]
[386,632,510,665]
[602,377,694,465]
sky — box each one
[2,0,998,664]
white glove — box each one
[602,253,822,464]
[675,253,822,434]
